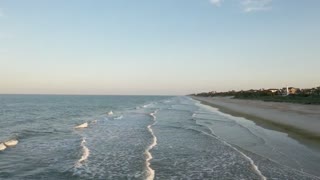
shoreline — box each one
[191,96,320,144]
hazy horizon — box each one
[1,0,320,95]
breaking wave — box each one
[76,137,90,167]
[145,110,158,180]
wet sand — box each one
[192,96,320,140]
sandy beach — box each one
[192,96,320,139]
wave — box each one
[188,113,268,180]
[4,139,19,147]
[135,103,154,109]
[90,120,98,124]
[0,139,19,152]
[114,115,123,120]
[194,115,267,145]
[143,103,153,108]
[0,143,6,151]
[75,137,90,167]
[193,99,320,179]
[228,143,267,180]
[145,110,158,180]
[195,120,267,180]
[103,117,109,121]
[14,128,59,140]
[75,122,88,129]
[108,111,113,116]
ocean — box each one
[0,95,319,180]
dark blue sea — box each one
[0,95,319,180]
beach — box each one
[192,96,320,139]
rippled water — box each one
[0,95,319,179]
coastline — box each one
[191,96,320,143]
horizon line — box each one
[0,93,178,96]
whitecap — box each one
[75,122,88,129]
[108,111,113,115]
[4,139,18,147]
[143,103,152,108]
[0,143,6,151]
[76,138,90,167]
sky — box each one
[0,0,320,95]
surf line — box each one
[145,110,158,180]
[193,119,266,180]
[75,137,90,167]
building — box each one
[267,89,280,93]
[281,87,300,95]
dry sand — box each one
[192,96,320,138]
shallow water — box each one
[0,95,319,179]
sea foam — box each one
[194,118,267,180]
[145,110,158,180]
[108,111,113,115]
[0,143,6,151]
[4,139,19,147]
[76,137,90,167]
[194,102,267,179]
[75,122,88,129]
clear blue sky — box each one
[1,0,319,95]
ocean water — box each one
[0,95,320,180]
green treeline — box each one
[193,86,320,104]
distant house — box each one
[248,89,258,93]
[281,87,300,95]
[267,89,279,93]
[289,87,300,94]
